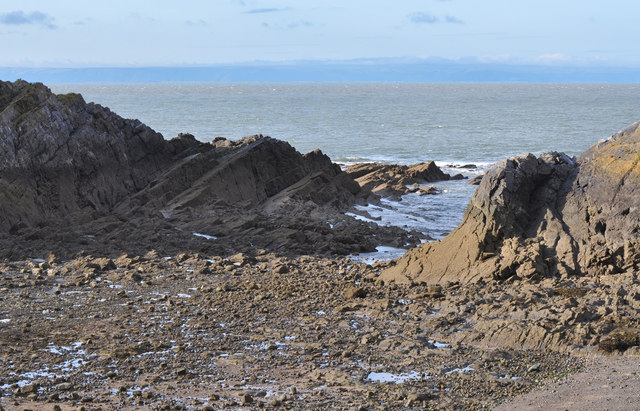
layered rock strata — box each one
[0,80,419,258]
[382,121,640,284]
[345,162,464,198]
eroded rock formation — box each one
[382,121,640,284]
[345,162,464,198]
[0,80,418,258]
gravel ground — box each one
[495,355,640,411]
[0,252,586,410]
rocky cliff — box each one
[0,80,418,258]
[0,80,180,232]
[382,121,640,284]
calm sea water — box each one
[48,83,640,257]
[50,83,640,164]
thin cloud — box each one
[287,20,312,29]
[244,8,291,14]
[409,11,464,25]
[444,15,463,24]
[0,10,56,29]
[186,19,208,26]
[262,20,313,30]
[409,12,439,24]
[537,53,573,63]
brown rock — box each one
[345,161,459,198]
[241,393,253,405]
[344,286,367,298]
[382,121,640,285]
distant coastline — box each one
[2,59,640,83]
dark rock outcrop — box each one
[382,121,640,284]
[345,162,464,199]
[0,80,183,232]
[0,80,417,258]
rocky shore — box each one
[1,79,640,410]
[1,253,584,410]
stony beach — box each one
[1,79,640,410]
[1,253,585,410]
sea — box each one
[50,83,640,261]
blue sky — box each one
[1,0,639,67]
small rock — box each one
[56,382,73,391]
[426,285,443,298]
[92,257,116,271]
[407,392,433,403]
[19,383,38,394]
[128,272,143,282]
[527,363,541,372]
[241,393,253,405]
[228,253,256,266]
[274,264,289,274]
[344,286,367,299]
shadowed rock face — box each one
[1,81,202,233]
[0,80,414,258]
[382,121,640,284]
[0,81,356,229]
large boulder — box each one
[381,121,640,284]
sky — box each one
[0,0,639,68]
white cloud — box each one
[536,53,573,63]
[0,10,56,29]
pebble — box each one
[241,393,253,405]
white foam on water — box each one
[446,364,474,374]
[366,370,425,384]
[436,161,494,177]
[348,246,407,263]
[428,340,450,349]
[0,319,10,323]
[347,177,474,241]
[344,212,377,223]
[193,232,217,240]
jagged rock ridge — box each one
[0,80,421,258]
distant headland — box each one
[2,58,640,83]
